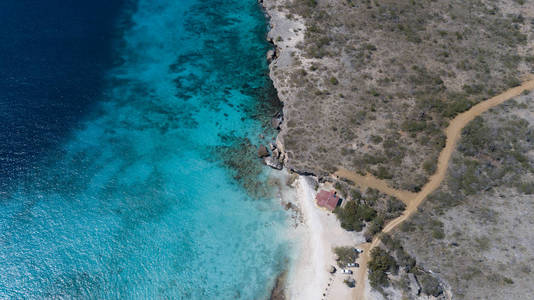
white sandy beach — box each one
[285,176,364,300]
[261,2,368,298]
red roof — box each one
[315,190,340,211]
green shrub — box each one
[462,84,484,95]
[401,120,427,132]
[516,182,534,194]
[363,153,387,164]
[396,248,416,272]
[429,218,445,239]
[380,233,401,250]
[366,215,385,237]
[368,247,397,289]
[370,135,383,144]
[334,200,377,231]
[432,228,445,239]
[350,189,362,200]
[334,246,358,267]
[423,159,436,174]
[386,197,406,215]
[334,182,346,197]
[400,221,415,232]
[304,0,317,7]
[419,273,443,296]
[442,98,473,118]
[363,43,377,51]
[359,204,377,221]
[334,201,360,231]
[375,166,393,179]
[505,76,521,88]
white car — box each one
[347,263,359,268]
[341,269,353,274]
[354,248,363,253]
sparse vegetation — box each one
[329,76,339,85]
[391,95,534,299]
[334,184,404,238]
[368,247,397,289]
[419,273,443,297]
[270,0,532,192]
[265,0,534,297]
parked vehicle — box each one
[347,263,359,268]
[354,248,363,253]
[341,269,353,274]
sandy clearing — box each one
[286,176,363,300]
[333,170,417,205]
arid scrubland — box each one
[270,0,533,191]
[384,94,534,299]
[263,0,534,298]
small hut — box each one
[315,190,341,211]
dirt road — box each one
[335,76,534,300]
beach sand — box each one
[261,2,367,298]
[285,176,364,300]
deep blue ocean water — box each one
[0,0,290,298]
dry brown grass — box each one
[271,0,533,191]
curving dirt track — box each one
[335,76,534,300]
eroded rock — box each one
[264,156,283,170]
[408,273,421,296]
[272,148,280,160]
[257,145,270,158]
[266,49,276,63]
[271,114,283,130]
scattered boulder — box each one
[266,49,276,63]
[270,271,286,300]
[258,145,270,158]
[419,273,443,297]
[280,153,286,164]
[271,115,283,130]
[272,148,280,160]
[364,231,373,242]
[264,156,283,170]
[408,273,421,296]
[284,202,295,211]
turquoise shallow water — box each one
[0,0,290,298]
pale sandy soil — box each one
[285,176,364,300]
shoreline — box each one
[259,1,364,299]
[260,0,307,160]
[259,0,534,299]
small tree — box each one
[368,247,397,289]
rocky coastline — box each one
[258,2,330,299]
[258,0,534,299]
[258,0,322,178]
[259,3,365,300]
